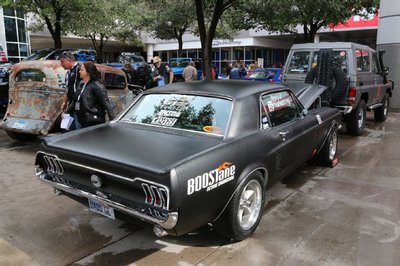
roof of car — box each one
[146,80,287,100]
[291,42,375,51]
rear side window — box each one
[15,69,46,82]
[356,50,370,72]
[287,51,310,74]
[261,91,302,128]
[104,73,126,89]
[372,53,381,74]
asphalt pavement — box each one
[0,112,400,265]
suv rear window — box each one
[287,51,310,74]
[120,94,232,135]
[313,50,348,73]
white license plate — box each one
[88,198,115,219]
[12,120,28,129]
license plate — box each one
[88,198,115,219]
[12,120,28,129]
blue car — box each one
[242,68,283,83]
[169,58,203,81]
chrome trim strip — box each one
[36,172,178,230]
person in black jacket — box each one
[60,51,81,130]
[66,61,114,129]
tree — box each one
[139,0,197,57]
[244,0,379,43]
[0,0,84,49]
[69,0,142,63]
[194,0,237,80]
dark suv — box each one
[282,42,394,135]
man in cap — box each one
[151,56,174,87]
[182,61,198,82]
[60,51,81,130]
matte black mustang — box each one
[35,80,340,240]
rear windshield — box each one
[120,93,232,135]
[246,69,277,79]
[15,69,46,82]
[169,59,190,68]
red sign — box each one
[330,15,378,30]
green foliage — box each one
[244,0,379,42]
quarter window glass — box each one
[356,50,370,72]
[287,51,310,74]
[104,73,126,89]
[372,53,381,73]
[261,91,301,127]
[15,69,46,82]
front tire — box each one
[346,99,366,136]
[216,171,265,241]
[374,92,389,122]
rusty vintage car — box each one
[0,60,134,141]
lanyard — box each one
[77,83,87,102]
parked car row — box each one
[0,41,394,242]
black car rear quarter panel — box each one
[171,130,276,236]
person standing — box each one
[151,56,174,87]
[66,61,114,128]
[60,51,81,129]
[182,61,198,82]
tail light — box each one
[142,183,169,210]
[348,87,357,105]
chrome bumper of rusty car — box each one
[35,167,179,230]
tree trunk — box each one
[178,35,184,57]
[203,35,213,80]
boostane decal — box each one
[187,162,236,195]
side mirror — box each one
[302,109,308,116]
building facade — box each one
[0,6,30,62]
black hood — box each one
[43,123,223,174]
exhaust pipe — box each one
[153,226,168,237]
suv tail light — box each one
[348,87,357,105]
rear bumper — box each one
[35,167,179,230]
[0,117,53,135]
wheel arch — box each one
[317,119,339,154]
[212,165,268,224]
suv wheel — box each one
[374,92,390,122]
[346,99,366,136]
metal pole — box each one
[377,0,400,110]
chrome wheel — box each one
[357,107,364,128]
[329,131,338,160]
[383,97,389,117]
[237,179,262,230]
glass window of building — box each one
[2,7,30,62]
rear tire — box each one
[6,131,37,141]
[216,171,265,241]
[316,126,338,166]
[374,92,389,122]
[346,99,366,136]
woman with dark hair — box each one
[66,61,115,129]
